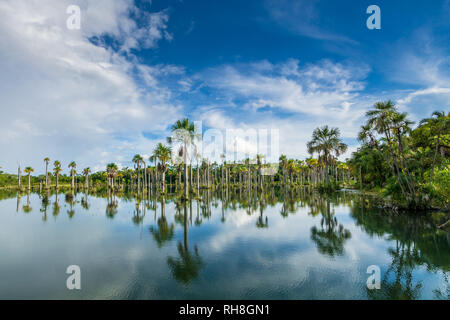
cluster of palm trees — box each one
[110,119,350,198]
[12,117,352,198]
[18,159,82,191]
[356,101,449,208]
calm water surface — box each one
[0,188,448,299]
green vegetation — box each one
[0,105,448,212]
[350,102,449,210]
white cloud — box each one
[201,59,369,119]
[195,60,371,161]
[264,0,357,44]
[0,0,181,173]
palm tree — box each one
[307,126,347,184]
[419,111,450,184]
[256,154,265,189]
[53,161,62,189]
[82,167,91,189]
[106,163,118,189]
[68,161,76,189]
[154,143,172,193]
[18,165,22,189]
[362,101,415,201]
[168,118,198,198]
[244,158,251,189]
[279,154,288,185]
[24,166,34,191]
[149,148,160,190]
[43,157,50,188]
[132,154,143,191]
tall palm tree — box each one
[256,154,265,189]
[244,158,251,189]
[168,118,198,198]
[307,126,347,184]
[24,166,34,191]
[18,165,22,189]
[362,101,415,200]
[82,167,91,189]
[419,111,450,184]
[53,161,62,189]
[106,163,118,189]
[132,154,143,191]
[43,157,50,188]
[154,143,172,193]
[279,154,288,185]
[68,161,76,189]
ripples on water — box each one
[0,187,448,300]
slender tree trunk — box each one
[161,170,166,193]
[137,164,140,192]
[197,162,200,194]
[359,165,362,189]
[45,163,49,188]
[18,166,22,189]
[184,142,188,197]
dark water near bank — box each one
[0,188,448,300]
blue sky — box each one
[0,0,449,173]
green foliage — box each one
[317,180,341,193]
[351,105,449,210]
[433,164,450,207]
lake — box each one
[0,188,448,299]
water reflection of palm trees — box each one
[22,192,32,213]
[6,187,448,297]
[367,240,423,299]
[40,191,50,221]
[310,198,351,257]
[351,199,449,299]
[132,199,146,225]
[52,192,60,217]
[167,202,203,284]
[105,191,118,219]
[81,191,90,210]
[149,196,175,247]
[256,195,268,228]
[65,191,75,218]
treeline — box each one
[0,101,448,210]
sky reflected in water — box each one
[0,188,448,300]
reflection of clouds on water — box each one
[0,190,447,299]
[226,208,257,227]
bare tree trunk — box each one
[18,166,22,189]
[184,142,188,197]
[45,163,49,188]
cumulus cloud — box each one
[194,59,371,161]
[0,0,180,173]
[201,59,369,119]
